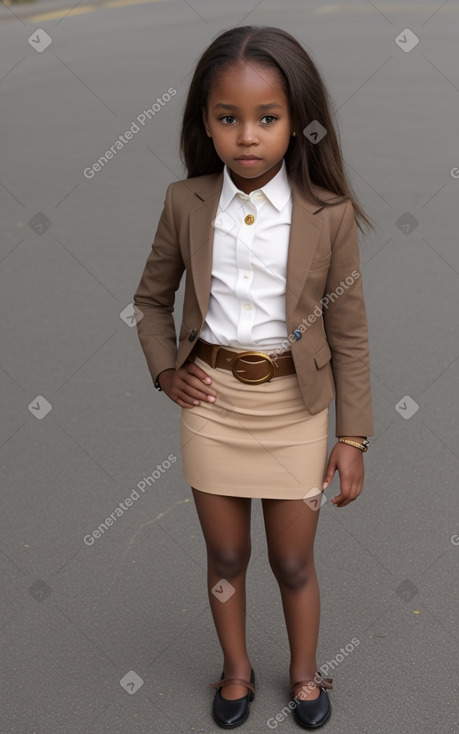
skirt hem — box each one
[187,480,327,501]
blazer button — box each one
[293,329,302,340]
[188,328,199,342]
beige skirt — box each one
[180,349,330,500]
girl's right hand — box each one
[157,363,217,408]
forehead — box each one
[209,61,287,105]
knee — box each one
[208,545,251,580]
[268,554,315,591]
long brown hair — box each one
[180,26,374,233]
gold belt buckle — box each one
[231,351,276,384]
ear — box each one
[202,106,211,136]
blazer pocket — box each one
[313,341,332,369]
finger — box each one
[331,478,353,506]
[173,388,210,406]
[175,371,221,402]
[322,461,337,490]
[183,372,217,399]
[169,387,201,408]
[331,483,361,507]
[173,384,214,407]
[332,495,353,507]
[331,491,353,507]
[178,398,200,408]
[177,399,200,409]
[172,392,199,408]
[184,362,214,385]
[179,381,217,403]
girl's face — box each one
[202,61,293,194]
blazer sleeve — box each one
[133,183,185,387]
[322,200,374,437]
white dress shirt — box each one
[200,158,293,350]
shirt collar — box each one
[219,158,291,212]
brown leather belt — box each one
[193,339,295,384]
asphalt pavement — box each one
[1,1,458,732]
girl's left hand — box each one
[322,442,365,507]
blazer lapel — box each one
[188,173,223,320]
[285,183,325,318]
[188,172,328,322]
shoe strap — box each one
[291,674,333,699]
[209,677,256,696]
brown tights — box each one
[192,488,322,701]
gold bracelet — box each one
[338,438,370,452]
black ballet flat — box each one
[290,672,333,729]
[209,668,255,729]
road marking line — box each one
[27,6,97,20]
[23,0,169,22]
[15,0,459,25]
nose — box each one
[237,123,259,146]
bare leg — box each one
[192,488,252,700]
[262,497,322,700]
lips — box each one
[237,155,261,160]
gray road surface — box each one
[1,1,458,732]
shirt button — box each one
[293,329,302,340]
[243,303,253,310]
[244,214,255,225]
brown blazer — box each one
[133,171,374,438]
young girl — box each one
[134,26,374,730]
